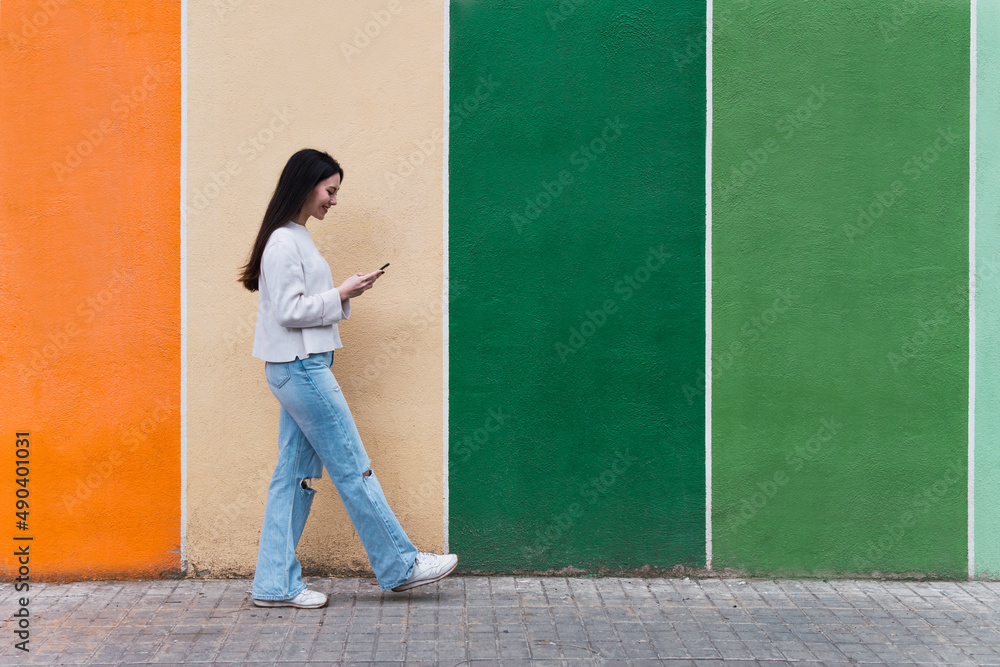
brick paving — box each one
[0,577,998,665]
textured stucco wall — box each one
[448,0,707,573]
[1,0,991,583]
[0,0,181,579]
[186,0,444,576]
[975,0,1000,579]
[712,0,969,577]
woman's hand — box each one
[337,270,384,300]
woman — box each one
[239,148,457,608]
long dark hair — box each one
[239,149,344,291]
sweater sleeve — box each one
[262,241,346,328]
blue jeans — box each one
[251,351,417,598]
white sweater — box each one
[252,221,351,362]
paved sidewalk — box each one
[1,577,999,665]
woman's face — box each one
[299,173,340,223]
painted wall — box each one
[712,0,969,577]
[0,0,181,579]
[0,0,992,581]
[185,0,445,577]
[975,0,1000,579]
[448,0,706,573]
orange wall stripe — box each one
[0,1,181,579]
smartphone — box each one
[379,263,390,271]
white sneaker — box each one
[391,552,458,592]
[253,588,328,608]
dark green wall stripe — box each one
[712,0,969,576]
[449,0,706,571]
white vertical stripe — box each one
[442,0,451,554]
[969,0,977,580]
[705,0,714,572]
[179,0,189,574]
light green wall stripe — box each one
[975,0,1000,579]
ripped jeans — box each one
[251,351,418,599]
